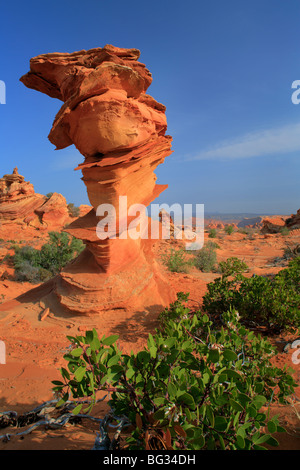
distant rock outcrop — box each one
[285,209,300,230]
[261,216,287,234]
[0,167,70,228]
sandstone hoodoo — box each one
[20,45,176,315]
[0,167,69,228]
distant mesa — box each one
[0,167,71,228]
[237,216,264,229]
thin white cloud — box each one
[189,121,300,161]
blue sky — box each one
[0,0,299,214]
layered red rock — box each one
[0,167,70,228]
[285,209,300,230]
[261,216,288,234]
[20,45,176,315]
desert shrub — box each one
[279,227,290,236]
[203,257,300,332]
[224,225,234,235]
[193,242,217,272]
[218,257,248,278]
[67,203,80,218]
[208,228,217,238]
[46,192,54,198]
[161,248,193,273]
[13,231,85,283]
[53,293,296,450]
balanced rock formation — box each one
[20,45,176,315]
[0,167,70,228]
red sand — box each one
[0,225,299,450]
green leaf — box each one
[178,392,196,409]
[56,392,69,408]
[208,348,220,363]
[223,349,238,361]
[126,367,135,380]
[52,380,64,386]
[153,408,165,421]
[190,434,205,449]
[214,416,227,432]
[167,382,177,398]
[137,350,150,365]
[60,367,70,380]
[206,406,215,427]
[72,403,83,415]
[102,335,119,346]
[266,435,279,447]
[223,369,241,381]
[253,433,270,445]
[107,355,120,367]
[71,347,83,357]
[252,395,267,410]
[229,399,244,412]
[267,420,277,434]
[74,366,86,382]
[149,345,157,359]
[236,434,245,449]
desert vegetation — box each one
[203,257,300,333]
[12,231,85,283]
[52,291,297,450]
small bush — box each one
[224,225,234,235]
[194,242,217,272]
[67,203,80,218]
[162,248,192,273]
[218,257,248,278]
[208,228,217,238]
[279,227,290,236]
[13,231,85,283]
[53,293,296,450]
[203,257,300,332]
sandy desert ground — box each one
[0,221,299,451]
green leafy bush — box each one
[193,242,218,272]
[53,294,296,450]
[218,257,248,278]
[208,228,217,238]
[161,248,192,273]
[224,225,234,235]
[13,231,85,283]
[203,257,300,332]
